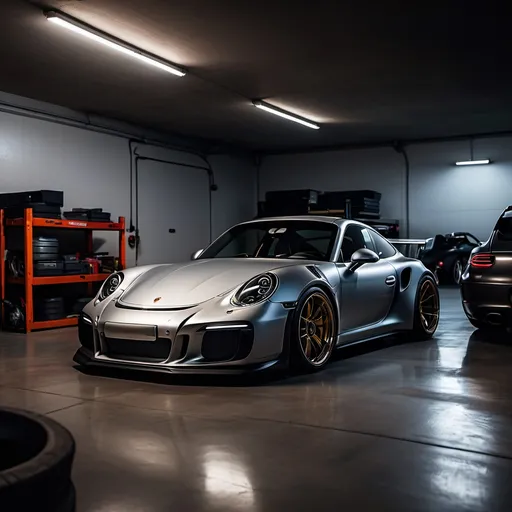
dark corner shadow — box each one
[461,328,512,372]
[72,363,290,388]
[467,327,512,346]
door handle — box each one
[385,275,396,286]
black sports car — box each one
[461,207,512,329]
[419,232,481,284]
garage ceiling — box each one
[1,0,511,152]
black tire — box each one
[289,287,337,373]
[452,257,467,285]
[410,275,440,341]
[452,258,461,285]
[0,407,76,512]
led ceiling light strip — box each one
[45,11,186,77]
[455,139,491,166]
[455,159,491,166]
[252,100,320,130]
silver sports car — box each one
[74,216,440,374]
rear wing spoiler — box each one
[388,238,428,259]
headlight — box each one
[231,273,278,306]
[98,272,124,301]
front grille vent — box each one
[104,337,171,363]
[78,314,94,351]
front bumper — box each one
[75,293,290,374]
[461,281,512,326]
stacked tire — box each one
[0,408,76,512]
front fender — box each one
[269,263,339,303]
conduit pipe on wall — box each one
[0,100,202,154]
[133,150,217,265]
[0,99,218,260]
[393,143,410,238]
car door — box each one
[336,224,397,332]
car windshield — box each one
[199,221,338,261]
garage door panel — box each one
[137,163,210,265]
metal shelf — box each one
[6,217,124,230]
[1,208,126,332]
[8,274,110,286]
[32,317,79,330]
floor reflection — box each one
[202,446,256,509]
[431,454,491,505]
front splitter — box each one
[73,347,281,375]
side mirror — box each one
[348,248,379,272]
[191,249,203,260]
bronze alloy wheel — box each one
[419,279,440,334]
[298,292,335,366]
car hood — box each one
[118,258,305,308]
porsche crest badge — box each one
[153,297,162,303]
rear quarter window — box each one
[491,216,512,251]
[370,231,396,258]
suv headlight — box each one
[231,273,278,306]
[98,272,124,301]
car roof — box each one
[240,215,350,227]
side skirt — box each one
[335,330,403,350]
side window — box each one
[339,224,372,263]
[361,228,376,252]
[369,231,396,259]
[295,229,335,258]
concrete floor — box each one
[1,287,512,511]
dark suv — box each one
[461,207,512,329]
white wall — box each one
[408,138,512,240]
[0,111,256,267]
[209,153,257,235]
[260,137,512,241]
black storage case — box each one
[318,190,381,209]
[71,208,102,214]
[0,190,63,208]
[63,209,111,222]
[89,212,111,222]
[5,203,62,219]
[34,261,64,276]
[33,237,59,262]
[264,189,320,216]
[359,219,400,239]
[64,261,90,275]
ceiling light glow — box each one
[252,100,320,129]
[45,11,186,77]
[455,160,491,166]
